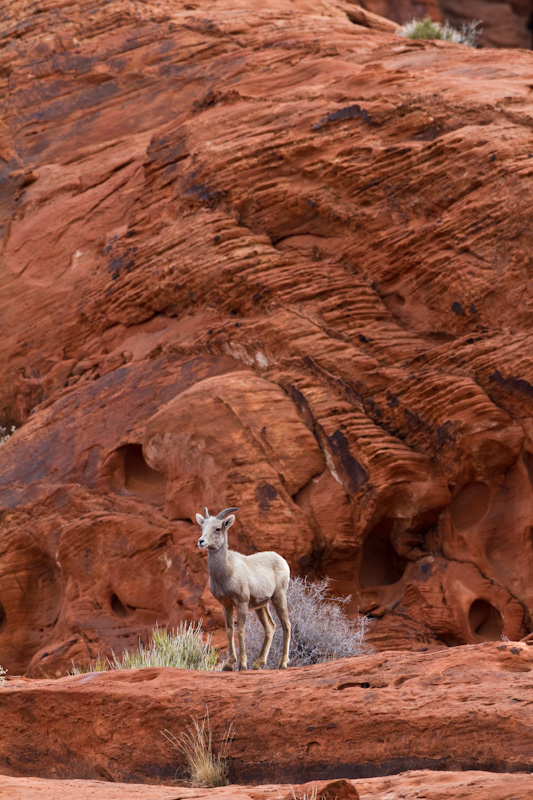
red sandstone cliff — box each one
[1,0,533,678]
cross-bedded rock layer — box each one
[1,643,532,784]
[1,772,533,800]
[1,0,533,675]
[2,771,533,800]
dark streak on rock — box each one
[256,481,277,513]
[312,104,371,131]
[436,420,456,447]
[489,370,533,399]
[327,429,368,493]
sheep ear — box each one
[223,514,235,529]
[196,513,205,526]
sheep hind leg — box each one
[222,604,237,671]
[272,592,291,669]
[252,605,276,670]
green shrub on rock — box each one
[400,16,481,47]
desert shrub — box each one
[400,16,481,47]
[161,708,233,787]
[245,576,371,668]
[70,621,218,674]
[0,665,6,685]
[0,425,16,446]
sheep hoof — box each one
[238,663,248,671]
[278,663,288,670]
[222,663,234,672]
[252,661,264,670]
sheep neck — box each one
[207,535,229,575]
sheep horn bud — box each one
[204,507,209,518]
[216,507,239,519]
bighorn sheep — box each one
[196,507,291,670]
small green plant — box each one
[70,621,219,674]
[161,708,233,787]
[399,16,481,47]
[0,665,6,685]
[246,576,371,668]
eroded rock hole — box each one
[449,482,490,531]
[110,593,128,618]
[359,519,406,589]
[0,600,7,633]
[120,444,165,495]
[337,681,370,691]
[468,599,503,641]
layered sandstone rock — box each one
[1,643,532,784]
[1,772,533,800]
[1,0,533,676]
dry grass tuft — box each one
[70,621,218,674]
[279,785,328,800]
[70,654,109,675]
[287,786,319,800]
[161,708,233,787]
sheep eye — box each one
[215,527,221,532]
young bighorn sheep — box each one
[196,507,291,670]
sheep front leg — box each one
[236,602,249,671]
[222,604,237,672]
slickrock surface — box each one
[1,0,533,676]
[1,643,532,784]
[1,772,533,800]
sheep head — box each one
[196,507,239,551]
